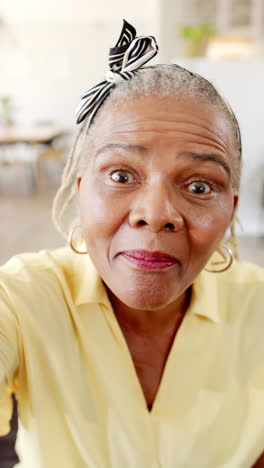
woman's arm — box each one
[0,282,20,467]
[0,284,19,436]
[0,394,19,467]
[253,452,264,467]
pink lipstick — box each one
[120,250,179,271]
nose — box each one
[128,181,184,233]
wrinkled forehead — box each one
[78,92,241,191]
[90,93,234,151]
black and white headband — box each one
[75,19,158,126]
[75,19,242,157]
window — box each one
[230,0,252,28]
[183,0,263,39]
[196,0,218,25]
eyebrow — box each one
[95,143,148,158]
[94,144,231,177]
[181,152,231,178]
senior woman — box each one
[0,20,264,468]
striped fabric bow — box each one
[75,19,159,125]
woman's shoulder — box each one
[0,247,79,306]
[213,258,264,332]
[0,246,75,281]
[230,258,264,280]
[196,257,264,327]
[218,258,264,296]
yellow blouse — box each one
[0,247,264,468]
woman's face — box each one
[77,94,238,310]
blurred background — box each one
[0,1,263,466]
[0,0,264,267]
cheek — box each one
[187,199,233,250]
[78,179,127,245]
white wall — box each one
[0,0,160,127]
[0,0,156,24]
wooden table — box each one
[0,125,65,145]
[0,125,67,191]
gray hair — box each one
[52,64,242,240]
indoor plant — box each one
[179,24,216,57]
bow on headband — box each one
[75,19,159,125]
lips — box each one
[120,250,179,271]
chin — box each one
[116,285,176,311]
[103,265,185,311]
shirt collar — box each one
[71,253,110,308]
[188,269,221,323]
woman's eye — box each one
[187,181,212,194]
[110,170,135,184]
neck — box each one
[107,287,192,334]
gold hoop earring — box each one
[68,226,88,255]
[205,244,234,273]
